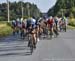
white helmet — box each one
[12,20,15,23]
[50,16,53,19]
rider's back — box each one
[27,18,32,25]
[12,20,16,27]
[47,18,54,25]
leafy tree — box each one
[0,1,41,21]
[48,0,75,17]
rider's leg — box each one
[50,25,53,35]
[13,27,16,35]
[36,27,40,42]
[32,33,36,48]
[31,29,37,48]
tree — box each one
[48,0,75,17]
[0,1,41,21]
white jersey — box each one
[31,18,36,25]
[24,19,27,27]
[17,22,22,28]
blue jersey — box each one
[27,19,32,25]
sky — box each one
[0,0,57,13]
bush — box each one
[0,16,6,21]
[6,22,12,27]
[0,21,7,24]
[68,22,75,26]
[0,23,12,37]
[68,18,75,27]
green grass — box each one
[0,21,7,24]
[67,25,75,29]
[68,18,75,27]
[0,23,12,37]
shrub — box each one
[0,23,12,37]
[6,22,12,27]
[68,18,75,27]
[0,16,6,21]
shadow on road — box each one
[0,46,32,56]
[0,52,32,57]
[0,35,33,56]
[0,46,29,51]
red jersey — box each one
[47,18,54,25]
[22,22,25,28]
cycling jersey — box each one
[54,18,58,24]
[47,18,54,29]
[26,18,32,28]
[22,22,25,29]
[47,18,54,25]
[12,20,16,27]
[31,18,36,28]
[17,21,22,28]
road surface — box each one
[0,29,75,61]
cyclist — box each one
[61,16,67,32]
[20,20,26,38]
[59,17,62,32]
[16,19,22,34]
[53,16,59,36]
[42,17,48,37]
[12,20,17,35]
[54,16,58,31]
[47,16,54,37]
[26,17,37,48]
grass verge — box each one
[67,25,75,29]
[0,23,12,37]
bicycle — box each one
[28,33,34,54]
[27,28,37,54]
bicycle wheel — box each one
[28,34,34,54]
[50,31,53,40]
[30,40,34,54]
[53,29,59,38]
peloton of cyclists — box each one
[11,15,68,50]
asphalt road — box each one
[0,29,75,61]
